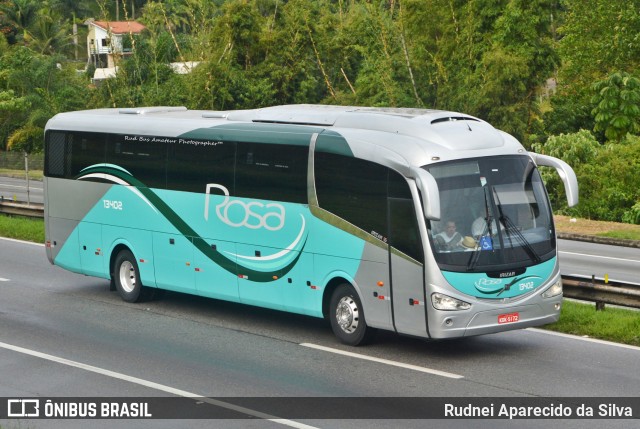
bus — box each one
[44,105,578,345]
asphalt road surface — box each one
[558,239,640,284]
[1,237,639,429]
[0,176,43,205]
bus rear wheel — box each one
[113,249,153,302]
[329,284,375,346]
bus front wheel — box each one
[113,249,151,303]
[329,284,375,346]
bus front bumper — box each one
[427,295,563,339]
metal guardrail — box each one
[562,275,640,310]
[0,200,44,218]
[1,201,638,310]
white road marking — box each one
[0,236,44,247]
[559,250,640,264]
[527,328,640,352]
[301,343,464,379]
[0,184,29,190]
[0,341,318,429]
[0,278,9,282]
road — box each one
[558,239,640,284]
[0,176,43,204]
[1,237,639,428]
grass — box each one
[599,230,640,241]
[542,300,640,346]
[0,214,45,243]
[0,168,43,180]
[0,213,638,347]
[555,215,640,241]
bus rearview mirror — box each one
[410,167,440,221]
[531,154,579,207]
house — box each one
[85,19,146,69]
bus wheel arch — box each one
[325,279,376,346]
[322,276,349,320]
[109,244,130,289]
[111,246,154,303]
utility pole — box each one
[24,152,30,206]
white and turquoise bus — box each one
[44,105,578,345]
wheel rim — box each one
[335,296,359,334]
[119,260,136,293]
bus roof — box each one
[46,104,526,171]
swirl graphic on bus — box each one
[74,165,308,282]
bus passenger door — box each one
[388,197,427,337]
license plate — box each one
[498,312,520,324]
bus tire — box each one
[113,249,151,303]
[329,284,375,346]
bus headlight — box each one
[542,279,563,298]
[431,293,471,311]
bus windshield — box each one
[424,155,555,272]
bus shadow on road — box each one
[99,283,540,361]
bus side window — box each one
[69,132,106,178]
[235,142,307,203]
[314,152,388,240]
[106,134,166,189]
[167,140,236,194]
[44,131,69,178]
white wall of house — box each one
[87,24,125,57]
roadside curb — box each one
[557,232,640,249]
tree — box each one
[49,0,92,19]
[254,0,328,105]
[0,0,77,58]
[182,0,276,110]
[533,130,640,222]
[341,1,413,106]
[1,46,89,153]
[26,8,73,55]
[576,137,640,222]
[591,72,640,142]
[0,9,20,45]
[0,0,39,45]
[0,89,29,151]
[558,0,640,94]
[548,0,640,139]
[399,0,560,143]
[531,129,600,211]
[140,1,188,35]
[215,0,264,70]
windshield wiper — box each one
[492,186,541,263]
[467,184,493,271]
